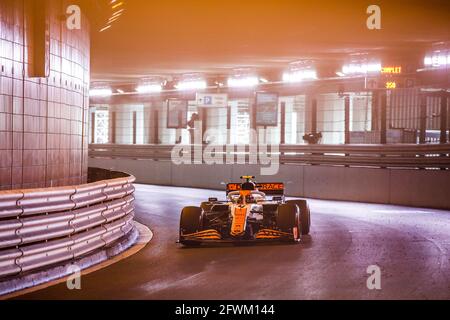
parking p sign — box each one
[196,93,228,108]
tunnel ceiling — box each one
[85,0,450,82]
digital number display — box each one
[385,81,397,89]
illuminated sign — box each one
[227,183,285,195]
[196,93,228,108]
[381,66,402,74]
[424,51,450,68]
[385,81,397,89]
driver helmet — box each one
[241,181,256,191]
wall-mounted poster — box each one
[167,99,188,129]
[255,92,279,127]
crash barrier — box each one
[0,168,136,279]
[89,143,450,169]
[89,144,450,209]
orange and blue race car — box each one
[179,176,311,246]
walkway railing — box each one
[89,144,450,169]
[0,168,136,279]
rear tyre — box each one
[277,203,300,241]
[180,206,203,246]
[286,200,311,235]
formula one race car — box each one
[179,176,311,246]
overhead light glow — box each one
[136,84,162,94]
[282,70,317,83]
[342,62,382,75]
[99,25,112,32]
[112,2,123,9]
[175,79,207,91]
[424,51,450,67]
[90,88,112,97]
[227,76,259,88]
[111,9,124,17]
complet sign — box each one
[381,66,402,74]
[196,93,228,108]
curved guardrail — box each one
[89,143,450,169]
[0,169,135,279]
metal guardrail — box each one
[89,144,450,169]
[0,169,136,279]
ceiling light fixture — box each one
[227,76,259,88]
[175,79,207,91]
[90,88,112,97]
[111,9,124,16]
[112,2,123,9]
[282,60,318,83]
[108,17,120,23]
[282,70,317,83]
[136,84,163,94]
[342,62,381,75]
[99,25,112,32]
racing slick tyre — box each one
[180,207,203,246]
[277,203,301,241]
[286,200,311,235]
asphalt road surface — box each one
[17,184,450,300]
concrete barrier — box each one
[89,157,450,209]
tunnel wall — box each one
[0,0,90,190]
[89,157,450,209]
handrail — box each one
[89,144,450,169]
[0,169,136,280]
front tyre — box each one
[286,200,311,235]
[277,203,301,241]
[180,206,203,246]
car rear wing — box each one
[226,183,285,195]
